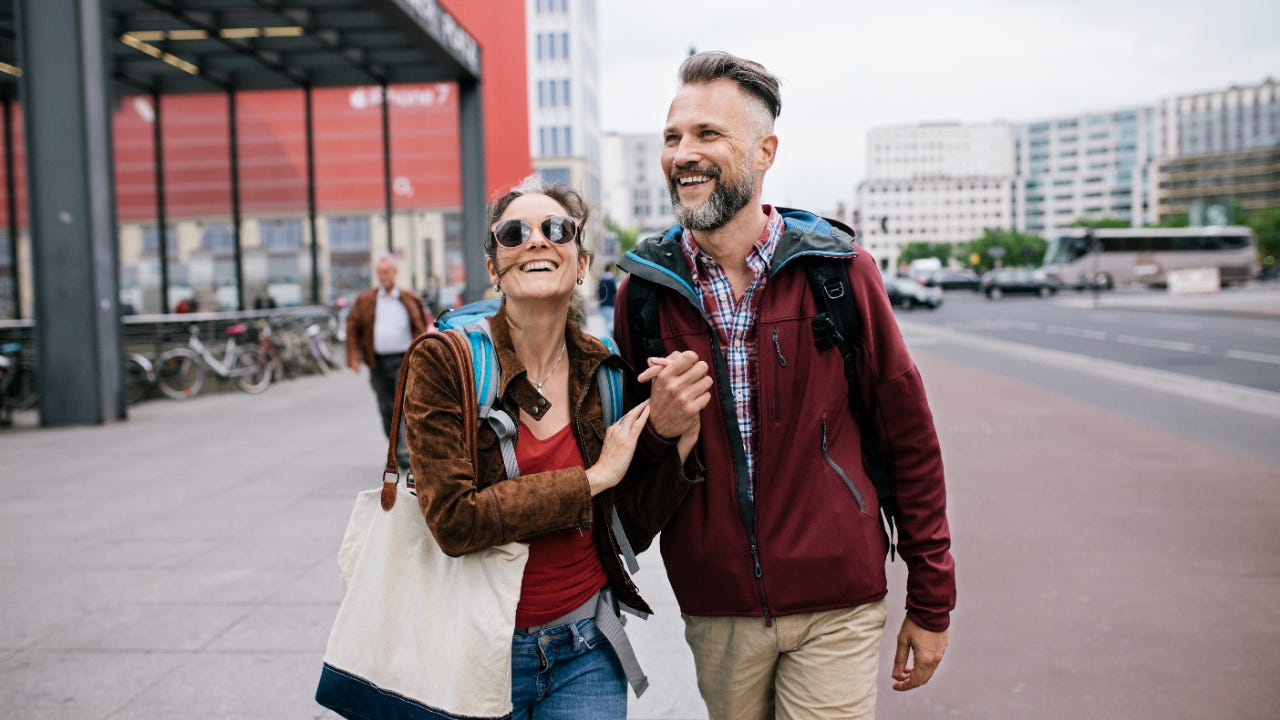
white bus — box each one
[1042,226,1256,290]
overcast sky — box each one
[598,0,1279,214]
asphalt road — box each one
[897,289,1280,393]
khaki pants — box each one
[683,600,887,720]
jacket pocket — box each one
[821,417,866,513]
[771,328,786,424]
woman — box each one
[403,176,703,718]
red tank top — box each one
[513,421,608,627]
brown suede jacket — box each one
[345,286,430,369]
[401,306,703,615]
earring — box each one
[576,278,584,286]
[493,283,502,294]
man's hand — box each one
[891,616,948,692]
[348,357,361,372]
[635,351,711,439]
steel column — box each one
[151,91,170,314]
[228,89,245,311]
[458,79,486,303]
[380,82,394,254]
[16,0,123,424]
[304,85,320,305]
[3,92,20,319]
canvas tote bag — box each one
[316,330,530,720]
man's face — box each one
[661,79,771,231]
[376,261,396,290]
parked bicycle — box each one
[124,353,157,405]
[0,342,37,425]
[155,324,272,399]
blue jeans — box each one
[510,618,627,720]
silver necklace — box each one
[531,342,567,397]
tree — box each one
[958,228,1047,271]
[1071,217,1130,229]
[897,241,954,266]
[603,217,639,258]
[1246,206,1280,267]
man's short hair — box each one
[678,50,781,132]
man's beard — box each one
[669,155,754,231]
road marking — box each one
[1156,319,1203,331]
[897,320,1280,419]
[1225,349,1280,365]
[1044,324,1108,340]
[1115,334,1208,353]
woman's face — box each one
[487,193,588,303]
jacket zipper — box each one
[771,328,786,423]
[822,418,866,512]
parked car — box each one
[885,275,944,310]
[980,268,1061,299]
[925,268,981,291]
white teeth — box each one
[521,261,556,272]
[679,175,711,185]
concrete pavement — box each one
[2,289,1279,718]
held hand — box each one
[348,358,362,372]
[636,351,712,439]
[585,402,651,496]
[891,616,949,692]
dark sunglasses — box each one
[491,216,580,248]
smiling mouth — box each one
[677,175,712,186]
[520,260,558,272]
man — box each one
[346,255,430,469]
[615,52,955,719]
[596,262,618,337]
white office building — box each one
[526,0,603,229]
[600,132,673,238]
[1013,106,1156,238]
[856,122,1015,271]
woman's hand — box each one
[585,401,651,496]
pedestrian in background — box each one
[596,262,618,337]
[345,255,430,470]
[402,176,708,718]
[614,51,956,719]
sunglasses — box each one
[491,216,580,248]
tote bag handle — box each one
[381,330,477,511]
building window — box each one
[561,79,571,107]
[201,224,235,256]
[562,126,573,155]
[561,32,570,59]
[328,216,371,252]
[142,224,177,255]
[261,218,303,252]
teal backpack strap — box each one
[594,335,640,574]
[463,319,521,479]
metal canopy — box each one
[105,0,480,94]
[0,0,481,98]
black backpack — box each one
[624,258,900,558]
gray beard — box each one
[669,157,754,231]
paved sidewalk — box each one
[3,335,1279,718]
[1054,284,1280,318]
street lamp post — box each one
[1088,229,1102,309]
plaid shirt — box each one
[680,206,784,500]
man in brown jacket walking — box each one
[345,255,430,469]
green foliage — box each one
[1071,217,1130,229]
[957,228,1047,270]
[603,217,639,257]
[897,241,955,266]
[1152,213,1190,228]
[1246,206,1280,266]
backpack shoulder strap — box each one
[593,334,639,574]
[803,259,899,557]
[464,318,521,480]
[624,275,665,366]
